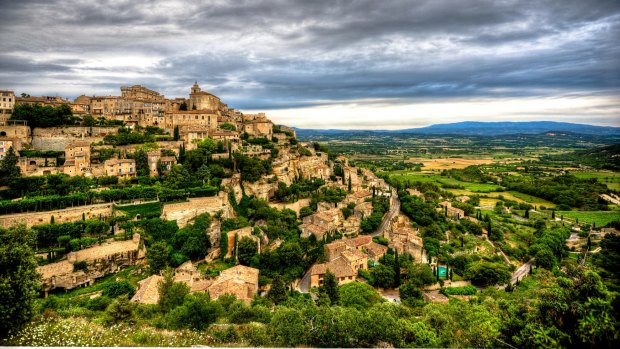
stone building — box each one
[243,118,273,138]
[439,201,465,220]
[131,264,259,305]
[38,233,143,295]
[224,226,262,259]
[208,265,260,304]
[104,158,137,178]
[0,90,15,123]
[147,151,176,176]
[188,82,223,111]
[164,111,218,133]
[0,138,18,159]
[63,141,91,176]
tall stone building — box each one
[188,82,222,111]
[0,90,15,123]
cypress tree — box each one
[347,176,352,193]
[267,275,288,305]
[321,271,339,304]
[393,249,401,288]
[173,125,180,141]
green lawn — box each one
[558,211,620,227]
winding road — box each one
[371,187,400,238]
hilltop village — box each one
[1,84,619,348]
[0,83,427,304]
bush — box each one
[440,285,477,296]
[85,296,112,311]
[102,281,136,298]
[104,295,135,324]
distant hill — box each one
[295,121,620,137]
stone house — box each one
[224,226,261,259]
[104,158,137,178]
[439,201,465,220]
[208,265,260,304]
[63,140,91,176]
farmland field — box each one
[558,211,620,226]
[389,172,502,192]
[570,170,620,191]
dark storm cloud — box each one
[0,0,618,123]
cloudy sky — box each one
[1,0,619,129]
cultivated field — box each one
[405,157,495,170]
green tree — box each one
[147,241,170,273]
[320,271,339,304]
[237,236,258,266]
[399,280,423,307]
[338,282,383,310]
[0,225,40,336]
[371,264,395,289]
[465,261,511,286]
[0,147,21,186]
[179,102,188,111]
[104,295,135,324]
[165,293,219,330]
[267,274,288,305]
[158,268,189,313]
[173,125,180,140]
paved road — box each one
[371,187,400,237]
[510,258,534,285]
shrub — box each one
[102,281,136,298]
[85,296,112,311]
[440,285,477,296]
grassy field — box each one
[570,170,620,191]
[389,173,502,192]
[558,211,620,226]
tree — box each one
[147,241,169,273]
[267,275,288,305]
[0,225,40,336]
[237,236,258,266]
[165,293,219,330]
[339,282,382,310]
[320,271,339,304]
[372,264,396,289]
[535,247,556,269]
[394,249,401,287]
[179,101,188,111]
[104,295,135,324]
[173,125,180,140]
[399,280,423,307]
[0,147,21,186]
[158,268,189,313]
[465,261,511,286]
[348,176,352,192]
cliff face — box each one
[229,145,332,202]
[271,147,331,185]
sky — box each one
[0,0,619,129]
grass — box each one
[558,211,620,227]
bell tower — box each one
[191,81,201,94]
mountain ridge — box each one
[293,121,620,136]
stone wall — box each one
[32,126,119,151]
[161,193,232,228]
[0,202,114,228]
